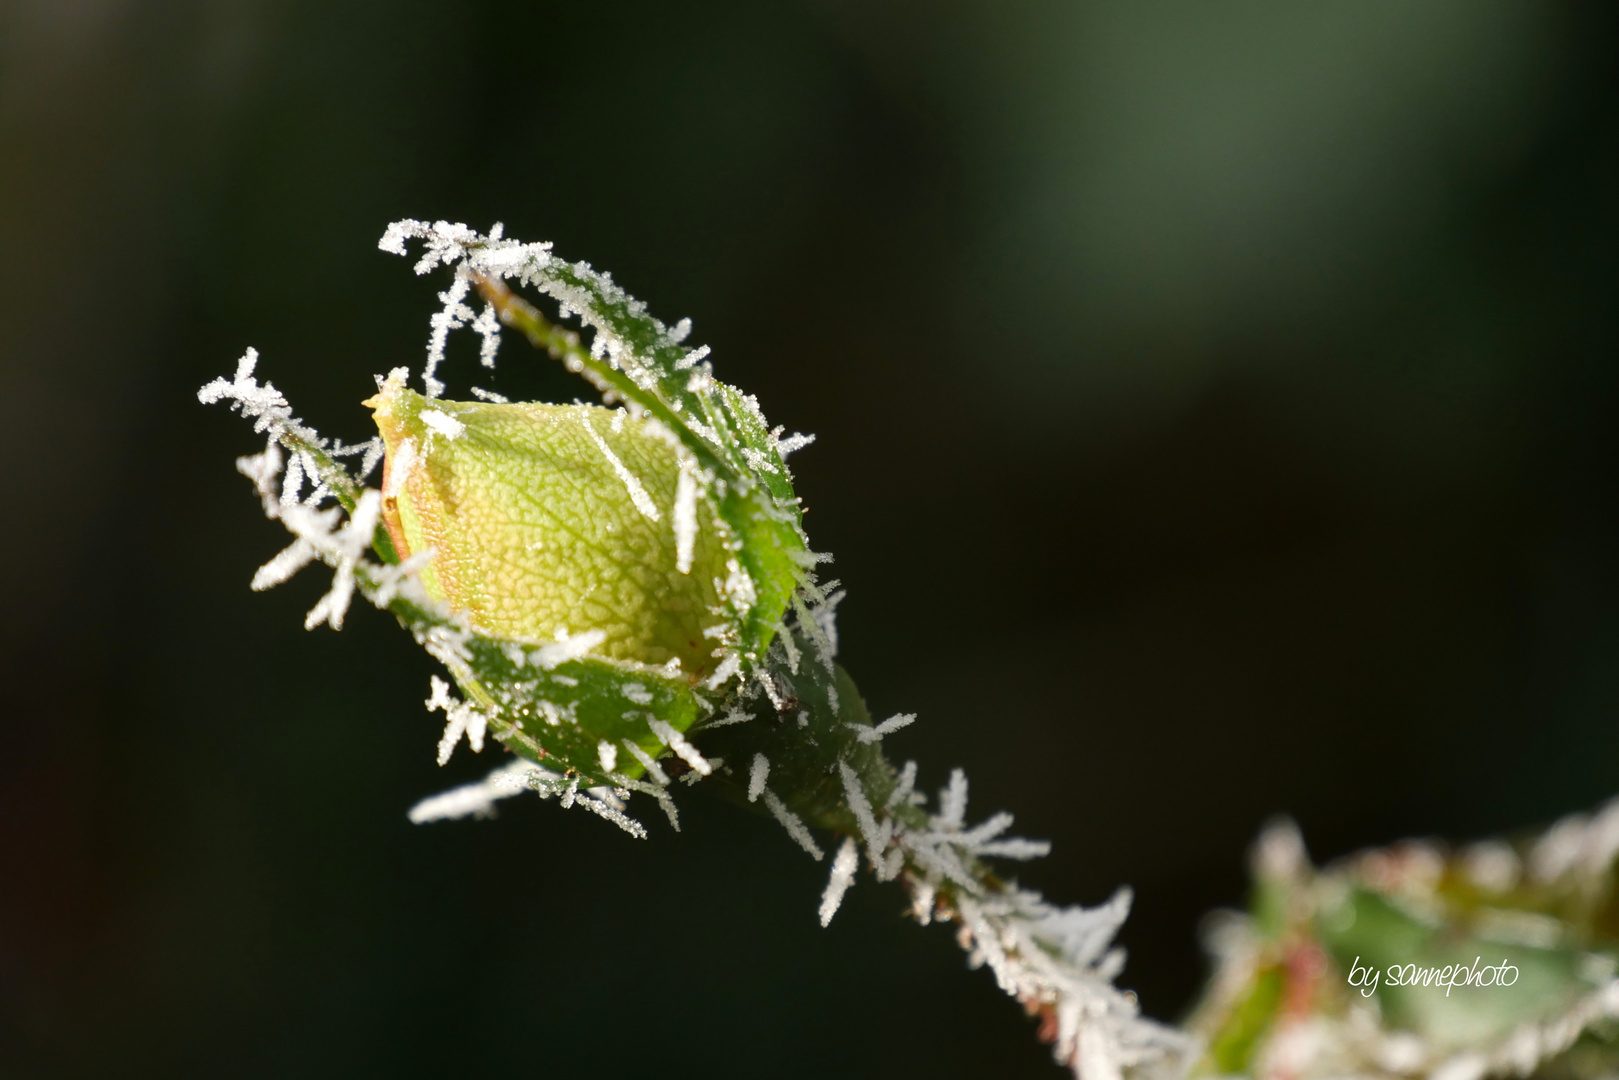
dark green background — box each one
[3,2,1617,1076]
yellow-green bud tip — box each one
[367,375,732,680]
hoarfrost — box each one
[581,416,660,522]
[849,712,916,744]
[648,718,710,776]
[288,488,381,630]
[748,753,769,803]
[775,431,815,457]
[471,302,502,367]
[250,534,316,591]
[672,463,698,574]
[700,706,752,730]
[530,629,606,669]
[427,674,487,764]
[838,760,886,857]
[407,758,549,823]
[818,836,860,927]
[887,761,918,810]
[424,275,472,398]
[383,436,418,499]
[420,408,465,439]
[622,739,669,786]
[704,651,741,690]
[939,768,968,829]
[762,789,824,861]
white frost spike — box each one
[910,878,937,925]
[762,789,823,861]
[427,675,487,765]
[471,302,502,367]
[850,712,916,744]
[622,739,668,785]
[673,343,709,371]
[280,450,304,505]
[748,753,770,803]
[838,760,884,856]
[597,740,618,773]
[887,760,918,810]
[356,438,385,481]
[960,811,1015,847]
[296,488,383,631]
[250,537,316,591]
[424,274,473,398]
[235,441,282,503]
[198,349,316,444]
[976,838,1053,860]
[705,653,743,693]
[672,463,698,573]
[407,759,551,823]
[530,629,606,669]
[818,836,860,927]
[775,431,815,457]
[939,768,968,829]
[700,706,752,730]
[648,718,710,775]
[572,790,649,839]
[581,417,660,521]
[383,436,418,499]
[420,408,465,440]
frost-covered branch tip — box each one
[202,219,1191,1080]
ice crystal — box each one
[649,718,710,775]
[849,712,916,744]
[407,758,550,823]
[747,753,770,803]
[762,788,824,861]
[819,836,860,927]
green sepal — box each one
[481,255,813,671]
[372,590,705,787]
[454,635,703,787]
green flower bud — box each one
[365,373,732,680]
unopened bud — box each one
[366,373,731,680]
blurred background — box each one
[3,1,1617,1076]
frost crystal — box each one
[672,463,699,574]
[649,718,710,775]
[762,788,824,861]
[849,712,916,744]
[747,753,770,803]
[407,758,549,823]
[530,629,607,670]
[420,408,465,439]
[818,836,860,927]
[427,675,487,764]
[581,415,660,521]
[813,741,1184,1079]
